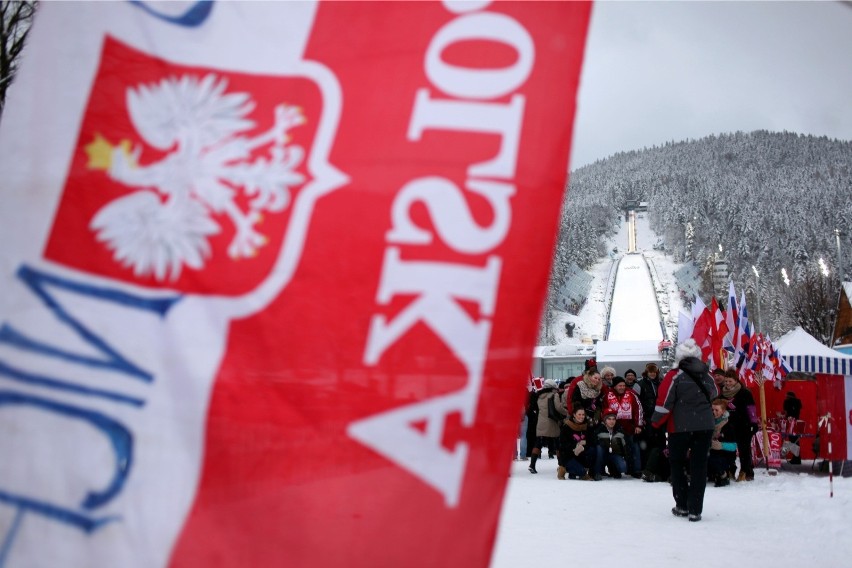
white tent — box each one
[776,326,852,375]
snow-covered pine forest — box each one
[545,130,852,344]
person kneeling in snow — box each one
[557,407,595,480]
[593,408,627,480]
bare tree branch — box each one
[0,0,38,118]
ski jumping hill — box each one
[535,211,683,379]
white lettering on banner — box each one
[349,0,534,507]
[386,177,514,253]
[408,93,524,180]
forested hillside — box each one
[546,130,852,343]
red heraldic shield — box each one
[46,37,323,296]
[169,3,591,567]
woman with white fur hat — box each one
[650,338,719,522]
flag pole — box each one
[754,336,771,472]
[758,376,771,472]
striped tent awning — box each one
[777,326,852,376]
[784,354,852,375]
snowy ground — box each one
[493,458,852,567]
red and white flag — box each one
[708,296,729,370]
[0,2,591,567]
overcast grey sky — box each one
[570,1,852,170]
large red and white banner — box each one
[0,2,590,566]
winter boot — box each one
[529,448,540,474]
[736,471,747,482]
[557,466,567,480]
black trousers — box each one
[668,430,713,516]
[736,434,754,475]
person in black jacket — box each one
[651,339,719,522]
[636,362,662,472]
[524,387,539,459]
[558,406,595,480]
[783,391,802,420]
[593,409,628,480]
[721,369,759,481]
[783,391,803,463]
[708,397,738,486]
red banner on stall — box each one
[0,2,590,567]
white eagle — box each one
[85,73,306,281]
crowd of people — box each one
[516,341,800,522]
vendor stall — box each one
[759,327,852,463]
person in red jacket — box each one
[603,376,644,477]
[566,366,606,425]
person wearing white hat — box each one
[651,338,719,522]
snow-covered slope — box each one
[547,213,686,350]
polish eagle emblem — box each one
[84,73,306,281]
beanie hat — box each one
[624,368,637,379]
[543,379,558,389]
[602,408,617,419]
[675,338,702,363]
[611,376,626,387]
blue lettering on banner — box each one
[0,265,181,566]
[129,0,214,27]
[0,392,127,565]
[1,265,180,384]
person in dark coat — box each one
[783,391,803,463]
[651,339,719,522]
[721,369,759,481]
[524,387,539,459]
[708,397,738,486]
[557,406,594,480]
[636,362,663,472]
[624,368,639,392]
[783,391,802,420]
[592,408,627,480]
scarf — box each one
[712,412,729,441]
[578,377,601,400]
[564,418,588,432]
[721,381,742,400]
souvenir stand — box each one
[756,327,852,467]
